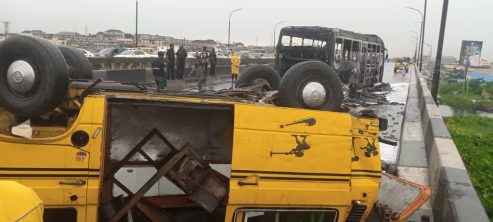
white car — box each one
[114,50,152,58]
[78,48,94,57]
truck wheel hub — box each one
[7,60,36,93]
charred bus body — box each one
[275,26,386,92]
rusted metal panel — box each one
[375,172,432,222]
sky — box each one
[1,0,492,60]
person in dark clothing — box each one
[152,51,167,91]
[209,48,217,77]
[201,46,209,75]
[175,45,187,79]
[166,44,175,80]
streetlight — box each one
[423,41,432,63]
[410,31,419,63]
[135,0,138,47]
[406,6,426,72]
[227,8,243,51]
[431,0,449,102]
[422,41,433,75]
[273,21,285,52]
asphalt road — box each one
[378,62,411,164]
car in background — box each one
[78,48,94,57]
[114,49,152,58]
[95,47,127,57]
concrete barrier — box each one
[415,68,489,222]
[92,65,246,84]
[88,57,274,70]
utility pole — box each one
[464,53,470,92]
[419,0,428,72]
[2,21,11,38]
[227,8,242,51]
[135,0,138,48]
[423,42,433,74]
[410,31,419,63]
[431,0,449,102]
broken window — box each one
[303,38,314,46]
[291,37,303,46]
[281,35,291,46]
[351,41,361,62]
[335,38,343,64]
[237,209,338,222]
[343,39,352,61]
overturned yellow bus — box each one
[0,35,386,222]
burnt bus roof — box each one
[279,26,385,48]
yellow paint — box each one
[0,92,381,222]
[0,181,43,222]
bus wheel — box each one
[236,64,281,90]
[0,35,68,117]
[278,61,343,111]
[58,46,93,79]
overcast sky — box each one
[1,0,492,60]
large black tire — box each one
[278,61,343,111]
[58,46,93,79]
[0,36,69,117]
[236,64,281,90]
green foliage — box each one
[439,81,493,110]
[445,116,493,219]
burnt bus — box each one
[275,26,386,90]
[236,26,386,111]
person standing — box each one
[151,51,167,91]
[230,51,241,88]
[166,44,176,80]
[191,52,206,92]
[176,45,187,79]
[209,48,217,77]
[201,46,209,75]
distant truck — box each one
[236,26,387,100]
[394,58,410,73]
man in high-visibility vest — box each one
[230,51,241,88]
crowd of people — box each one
[152,44,239,91]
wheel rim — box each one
[6,60,37,94]
[253,78,272,91]
[301,81,326,108]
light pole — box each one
[406,6,425,72]
[431,0,449,102]
[273,21,285,52]
[423,42,432,71]
[135,0,138,47]
[227,8,243,51]
[410,31,419,63]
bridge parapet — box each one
[88,57,274,70]
[414,69,489,222]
